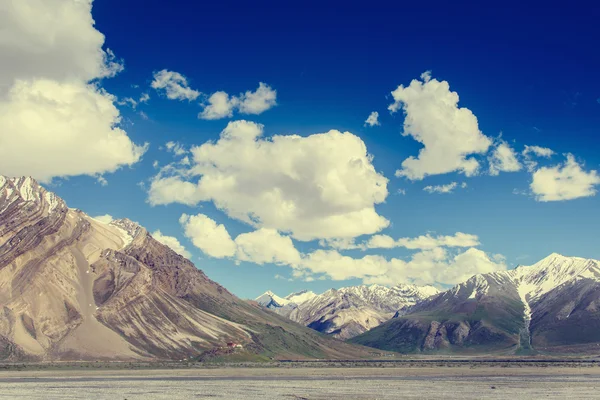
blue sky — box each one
[1,1,599,299]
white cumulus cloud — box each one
[488,140,522,176]
[0,0,146,183]
[364,111,380,127]
[235,228,302,266]
[0,0,122,89]
[180,213,300,266]
[0,80,147,183]
[178,212,501,286]
[151,69,201,101]
[388,73,492,180]
[302,247,506,286]
[199,91,235,120]
[531,154,600,201]
[179,213,237,258]
[199,83,277,120]
[149,120,389,241]
[236,82,277,114]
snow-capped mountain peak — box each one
[285,290,317,304]
[255,290,290,308]
[257,283,440,339]
[510,253,600,301]
[0,175,65,215]
[353,253,600,354]
[107,218,143,248]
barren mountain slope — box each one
[351,254,600,354]
[0,176,370,361]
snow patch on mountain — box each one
[516,282,533,346]
[14,177,37,202]
[0,175,65,215]
[285,290,317,304]
[108,218,143,249]
[511,253,600,300]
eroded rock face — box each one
[0,176,250,360]
[0,176,371,362]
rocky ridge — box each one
[0,176,370,361]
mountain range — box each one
[0,176,371,361]
[3,175,600,360]
[256,284,439,339]
[350,253,600,354]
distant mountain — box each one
[351,253,600,354]
[256,284,439,339]
[0,176,371,361]
[255,290,318,309]
[256,290,293,308]
[285,290,318,304]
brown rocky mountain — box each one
[0,176,370,361]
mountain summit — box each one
[351,253,600,354]
[0,176,369,361]
[259,284,439,339]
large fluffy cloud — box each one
[313,247,507,286]
[0,80,147,182]
[179,213,501,286]
[389,72,492,180]
[362,248,507,286]
[0,0,122,89]
[199,83,277,120]
[0,0,145,183]
[179,213,237,258]
[149,120,389,241]
[235,228,302,266]
[531,154,600,201]
[180,213,301,266]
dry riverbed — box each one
[1,362,599,399]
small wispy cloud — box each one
[423,182,467,194]
[364,111,380,127]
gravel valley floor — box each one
[1,363,599,399]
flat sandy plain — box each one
[1,361,599,399]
